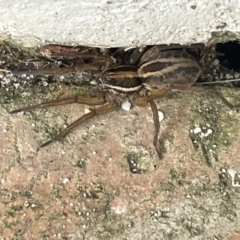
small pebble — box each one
[63,178,69,184]
[158,111,164,122]
[121,100,131,111]
[42,81,48,86]
[234,73,240,78]
[84,108,91,114]
[213,59,219,66]
[205,128,212,137]
[193,127,201,134]
[90,80,97,85]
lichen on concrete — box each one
[189,87,240,166]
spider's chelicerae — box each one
[10,44,238,157]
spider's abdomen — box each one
[138,47,201,89]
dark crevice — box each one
[216,41,240,72]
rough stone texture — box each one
[1,0,240,47]
[1,76,240,239]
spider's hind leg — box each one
[40,101,117,147]
[170,84,240,110]
[10,93,117,147]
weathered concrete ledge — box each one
[0,0,240,47]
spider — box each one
[10,44,238,157]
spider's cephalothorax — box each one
[10,44,237,157]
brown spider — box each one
[10,44,238,157]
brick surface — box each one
[1,82,240,239]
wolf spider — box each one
[10,44,239,157]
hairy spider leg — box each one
[10,94,117,147]
[11,63,101,75]
[40,101,117,147]
[133,86,170,158]
[148,100,163,159]
[170,84,240,109]
[10,95,106,114]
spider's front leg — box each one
[10,94,106,113]
[10,94,117,147]
[11,45,116,75]
[133,86,170,158]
